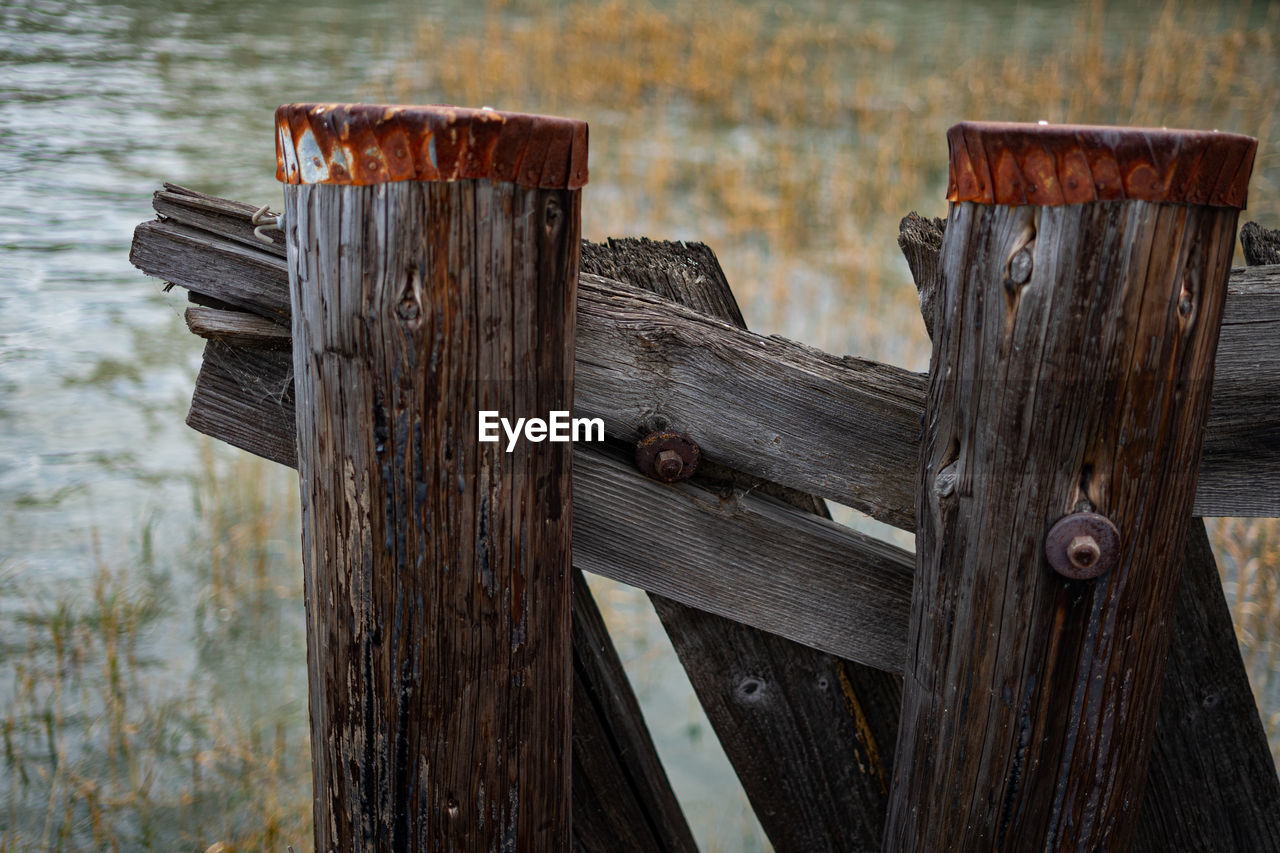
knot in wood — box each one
[934,462,959,499]
[635,430,700,483]
[1009,246,1034,285]
[1046,512,1120,580]
[736,676,767,704]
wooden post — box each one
[885,122,1256,850]
[900,211,1280,850]
[278,103,586,851]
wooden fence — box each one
[129,106,1280,851]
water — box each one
[3,0,1278,849]
[0,1,774,847]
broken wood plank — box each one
[580,237,746,325]
[1242,221,1280,265]
[131,219,290,320]
[896,211,946,341]
[186,340,296,467]
[153,183,287,258]
[184,306,289,346]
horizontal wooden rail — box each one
[136,230,1280,676]
[133,217,1280,522]
[175,335,914,671]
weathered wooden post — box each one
[885,122,1255,850]
[277,103,586,850]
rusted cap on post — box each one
[275,103,588,189]
[947,121,1256,208]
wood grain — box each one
[901,212,1280,852]
[184,316,1280,851]
[887,200,1241,850]
[1201,261,1280,515]
[654,604,900,851]
[897,212,946,342]
[130,219,290,320]
[186,340,296,467]
[135,187,1280,850]
[180,341,916,672]
[1138,519,1280,852]
[130,191,1280,644]
[185,306,289,346]
[132,207,1280,521]
[570,568,699,853]
[573,444,914,673]
[152,182,288,258]
[238,181,696,851]
[286,180,577,851]
[585,237,902,852]
[142,199,1280,851]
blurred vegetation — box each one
[1215,516,1280,770]
[392,0,1280,364]
[1,447,311,851]
[3,0,1279,849]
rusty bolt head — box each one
[635,430,700,483]
[654,449,684,480]
[1046,512,1120,580]
[1067,535,1100,569]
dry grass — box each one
[0,444,310,852]
[390,0,1279,364]
[1214,517,1280,768]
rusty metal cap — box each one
[947,121,1256,208]
[275,103,588,189]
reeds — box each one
[1214,516,1280,769]
[393,0,1279,366]
[1,444,311,851]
